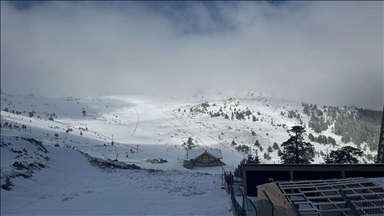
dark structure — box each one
[257,177,384,216]
[377,106,384,163]
[183,149,223,169]
[242,164,384,196]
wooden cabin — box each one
[183,149,224,169]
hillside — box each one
[1,133,228,215]
[1,91,381,169]
[1,90,382,214]
[172,91,381,164]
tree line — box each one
[302,103,381,151]
[236,125,365,173]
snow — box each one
[1,134,230,215]
[1,91,372,169]
[0,90,374,214]
[1,93,237,215]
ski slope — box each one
[1,91,371,173]
[1,90,373,215]
[1,132,229,215]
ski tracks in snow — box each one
[131,106,140,136]
[159,110,243,159]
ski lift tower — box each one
[377,106,384,163]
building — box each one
[257,177,384,215]
[233,164,384,216]
[228,116,384,215]
[242,164,384,196]
[183,148,223,169]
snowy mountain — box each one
[1,91,380,168]
[1,90,381,214]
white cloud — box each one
[1,1,382,109]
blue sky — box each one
[8,1,292,34]
[1,1,383,109]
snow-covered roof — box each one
[188,148,223,159]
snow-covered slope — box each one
[1,133,228,215]
[1,90,380,214]
[1,93,246,173]
[1,91,379,170]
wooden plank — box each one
[257,182,296,216]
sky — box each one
[1,1,383,110]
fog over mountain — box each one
[1,1,383,110]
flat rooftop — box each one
[277,177,384,215]
[243,164,384,196]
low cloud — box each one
[1,1,382,109]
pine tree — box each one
[263,152,271,160]
[1,177,14,190]
[327,146,363,164]
[272,142,279,150]
[253,149,261,164]
[246,153,254,163]
[187,137,193,145]
[308,133,315,141]
[234,158,247,178]
[279,126,314,164]
[323,149,334,164]
[246,149,261,164]
[186,137,194,149]
[259,146,263,152]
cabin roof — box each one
[188,148,223,160]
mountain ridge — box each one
[1,90,381,167]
